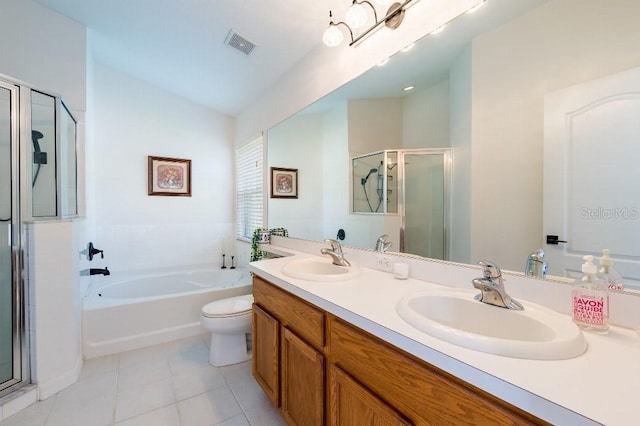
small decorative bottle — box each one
[572,255,609,334]
[599,249,624,291]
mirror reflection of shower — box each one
[352,149,450,260]
[352,150,398,215]
[360,163,383,212]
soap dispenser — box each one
[599,249,625,291]
[572,255,609,333]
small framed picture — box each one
[270,167,298,199]
[148,156,191,196]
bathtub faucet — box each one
[90,267,110,276]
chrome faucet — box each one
[472,261,523,310]
[375,234,392,252]
[524,249,548,278]
[321,239,351,267]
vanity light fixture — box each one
[323,0,419,47]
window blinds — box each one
[236,137,264,240]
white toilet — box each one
[200,294,254,367]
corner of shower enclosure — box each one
[0,75,79,399]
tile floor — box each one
[0,334,285,426]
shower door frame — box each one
[398,148,451,260]
[0,78,29,397]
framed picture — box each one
[148,156,191,196]
[270,167,298,199]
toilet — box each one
[200,294,254,367]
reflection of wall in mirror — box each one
[468,0,640,271]
[269,89,450,252]
[268,0,640,273]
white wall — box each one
[449,45,472,264]
[469,0,640,271]
[322,103,361,246]
[0,0,86,111]
[267,113,324,240]
[403,80,450,149]
[348,98,403,154]
[91,63,235,273]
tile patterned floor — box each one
[0,335,285,426]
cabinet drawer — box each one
[328,315,547,426]
[253,276,325,350]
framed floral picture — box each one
[270,167,298,199]
[148,156,191,196]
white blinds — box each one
[236,137,264,240]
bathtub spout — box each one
[90,267,110,276]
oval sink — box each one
[396,289,586,360]
[281,258,360,282]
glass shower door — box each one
[402,150,449,260]
[0,84,15,390]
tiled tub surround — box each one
[0,335,285,426]
[83,267,252,359]
[250,237,640,425]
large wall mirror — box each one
[267,0,640,290]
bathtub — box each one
[82,267,252,359]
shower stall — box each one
[352,149,450,260]
[0,74,78,398]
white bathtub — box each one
[82,267,252,359]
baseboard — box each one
[37,354,83,400]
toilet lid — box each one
[202,294,254,318]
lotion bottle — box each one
[599,249,625,291]
[572,255,609,334]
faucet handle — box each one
[478,260,501,279]
[324,239,342,253]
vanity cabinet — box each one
[328,364,412,425]
[252,276,325,426]
[252,276,547,426]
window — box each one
[236,136,264,240]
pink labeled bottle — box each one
[572,255,609,334]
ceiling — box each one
[33,0,346,116]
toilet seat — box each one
[202,294,253,318]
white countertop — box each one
[249,245,640,426]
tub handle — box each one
[88,242,104,261]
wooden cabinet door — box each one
[329,364,412,426]
[252,304,280,407]
[281,327,324,426]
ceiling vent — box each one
[224,30,256,55]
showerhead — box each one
[31,130,44,153]
[361,168,378,185]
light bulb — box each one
[323,25,344,47]
[346,3,369,30]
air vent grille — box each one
[225,30,256,55]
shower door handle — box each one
[7,223,10,246]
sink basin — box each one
[396,289,586,360]
[281,258,360,282]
